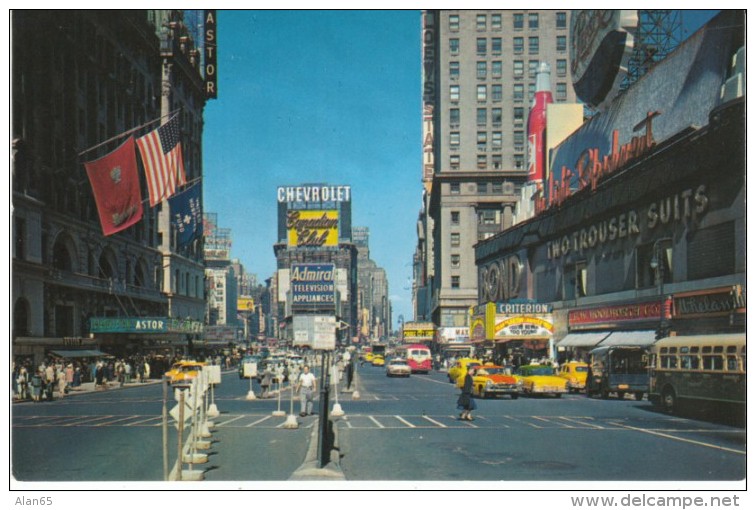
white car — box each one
[386,358,412,378]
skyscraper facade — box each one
[417,10,578,329]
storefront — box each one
[88,316,204,358]
[474,12,745,355]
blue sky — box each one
[203,10,422,328]
[201,9,721,331]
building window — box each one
[636,240,673,289]
[451,210,460,225]
[451,275,460,289]
[529,59,539,76]
[477,61,487,79]
[451,232,461,246]
[528,83,536,101]
[450,182,460,194]
[492,84,502,102]
[477,37,487,55]
[450,131,460,147]
[477,181,488,194]
[492,181,503,194]
[477,154,487,169]
[514,154,525,169]
[492,131,502,149]
[564,262,588,299]
[476,108,487,126]
[556,59,567,77]
[513,60,524,77]
[476,14,486,30]
[556,12,567,29]
[492,154,502,169]
[529,13,539,29]
[449,14,459,31]
[477,131,487,151]
[450,85,460,101]
[15,217,26,260]
[450,154,460,170]
[451,254,461,269]
[450,108,460,126]
[514,106,525,123]
[513,83,524,102]
[478,209,499,225]
[492,108,502,125]
[492,60,502,78]
[492,14,502,30]
[450,61,460,79]
[557,35,567,52]
[492,37,502,55]
[513,37,524,54]
[513,13,524,30]
[529,36,539,54]
[556,82,567,101]
[477,84,487,101]
[450,38,460,54]
[514,130,524,152]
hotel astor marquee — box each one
[474,11,745,357]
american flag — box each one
[136,114,186,206]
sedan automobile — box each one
[165,360,207,388]
[515,364,568,397]
[448,358,482,384]
[557,361,590,393]
[371,355,385,367]
[470,365,520,399]
[385,358,412,377]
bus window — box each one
[702,355,724,371]
[680,355,699,370]
[661,355,677,369]
[726,355,739,371]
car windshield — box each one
[525,366,555,376]
[575,366,589,373]
[476,367,505,375]
[391,360,408,366]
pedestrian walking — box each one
[456,366,477,421]
[296,365,317,416]
[44,364,56,401]
[58,368,67,397]
[260,367,272,398]
[345,359,354,390]
[16,367,28,400]
[30,371,43,402]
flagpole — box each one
[77,108,182,158]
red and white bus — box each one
[394,343,432,373]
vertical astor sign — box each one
[205,10,217,99]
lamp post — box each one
[649,241,669,340]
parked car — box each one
[469,365,520,399]
[557,361,590,393]
[448,358,482,384]
[515,364,568,397]
[371,355,385,367]
[385,358,411,377]
[165,360,207,388]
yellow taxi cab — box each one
[371,355,385,367]
[165,360,207,388]
[448,358,482,384]
[469,365,521,399]
[557,361,590,393]
[363,352,375,363]
[515,364,568,397]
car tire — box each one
[511,393,519,400]
[662,387,677,413]
[635,392,644,401]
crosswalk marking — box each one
[423,416,446,428]
[395,415,415,428]
[368,416,385,428]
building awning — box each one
[557,332,611,348]
[49,349,111,358]
[597,330,657,347]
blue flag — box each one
[169,182,203,247]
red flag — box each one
[136,114,186,206]
[85,136,144,236]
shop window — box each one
[564,262,588,299]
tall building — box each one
[416,10,578,330]
[12,11,212,363]
[353,227,391,342]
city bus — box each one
[394,343,432,373]
[648,334,745,416]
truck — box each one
[586,345,649,400]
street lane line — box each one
[214,415,245,427]
[368,416,385,428]
[608,421,746,455]
[559,416,604,429]
[422,416,447,428]
[395,415,416,428]
[95,415,139,426]
[126,416,163,426]
[246,415,273,427]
